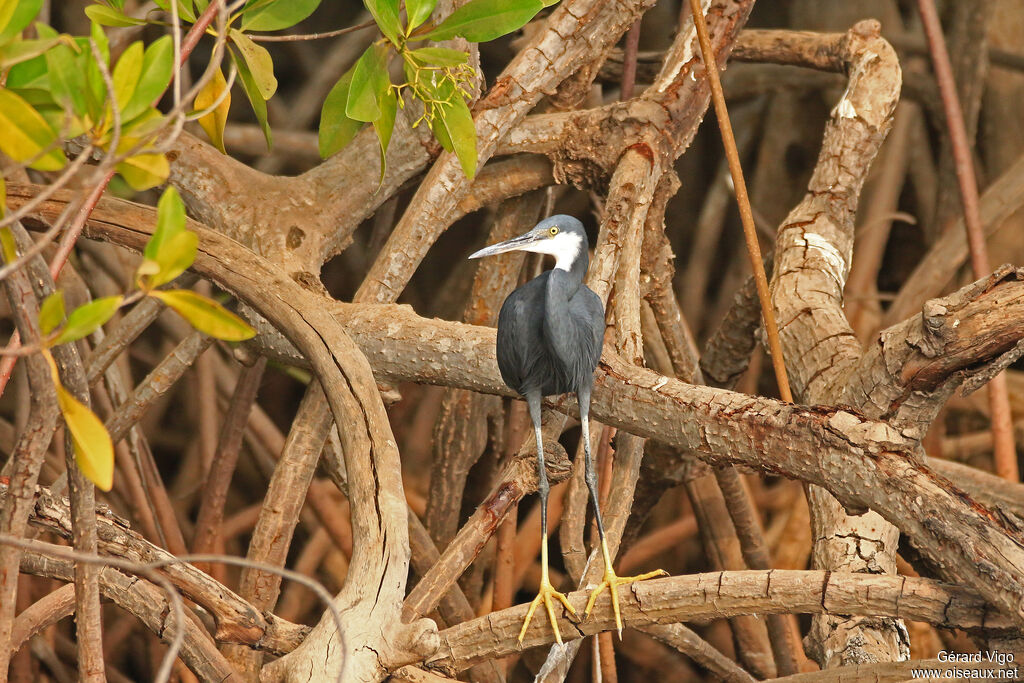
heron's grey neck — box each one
[547,247,588,298]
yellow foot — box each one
[584,566,667,636]
[517,578,579,646]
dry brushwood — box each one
[3,1,1024,682]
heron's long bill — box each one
[467,231,544,259]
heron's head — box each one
[467,215,587,271]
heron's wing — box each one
[576,286,605,375]
[496,283,542,395]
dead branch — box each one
[425,569,1011,674]
[17,546,235,682]
[0,483,306,654]
[0,227,60,678]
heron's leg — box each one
[517,392,578,646]
[579,389,667,636]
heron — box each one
[469,215,665,645]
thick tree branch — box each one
[425,570,1011,674]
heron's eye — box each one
[549,226,559,237]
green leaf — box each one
[409,46,467,66]
[121,35,172,122]
[44,351,114,491]
[436,92,476,178]
[194,66,230,153]
[0,87,65,171]
[121,107,165,138]
[346,43,388,123]
[318,68,363,158]
[6,50,49,91]
[229,29,276,100]
[53,296,123,345]
[230,46,271,147]
[84,21,111,120]
[430,114,452,152]
[147,231,197,288]
[241,0,321,31]
[153,0,196,22]
[422,0,542,42]
[84,5,146,27]
[405,0,437,32]
[0,37,62,70]
[111,40,144,109]
[363,0,400,46]
[139,186,196,287]
[541,0,559,5]
[151,289,256,341]
[44,33,87,116]
[145,185,185,260]
[39,290,65,336]
[373,87,396,180]
[0,0,41,44]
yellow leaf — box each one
[0,226,15,263]
[115,151,169,191]
[151,289,256,341]
[43,351,114,491]
[195,67,230,153]
[229,29,276,100]
[0,87,66,171]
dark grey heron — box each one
[469,215,664,645]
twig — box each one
[689,0,792,403]
[715,467,803,674]
[640,623,756,683]
[916,0,1017,480]
[686,469,776,678]
[620,19,642,100]
[883,150,1024,326]
[0,234,60,678]
[2,536,187,683]
[227,380,334,679]
[191,357,267,572]
[179,0,223,66]
[249,20,376,41]
[94,330,190,555]
[105,332,214,445]
[23,241,107,683]
[11,583,76,654]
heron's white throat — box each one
[523,231,583,271]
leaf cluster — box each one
[1,1,174,189]
[319,0,553,179]
[7,187,254,492]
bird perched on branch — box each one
[469,215,665,645]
